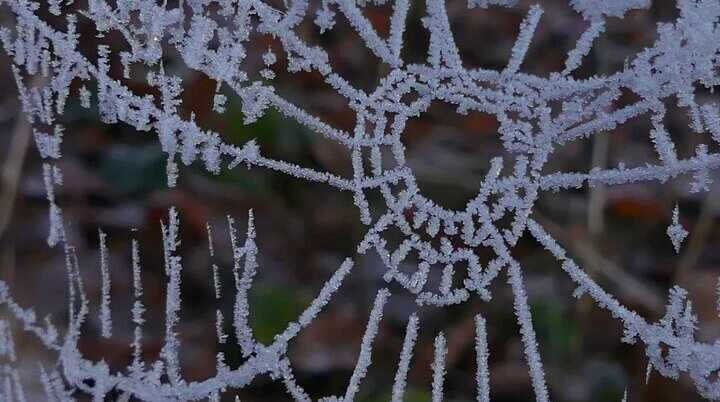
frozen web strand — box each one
[343,288,390,402]
[130,237,145,374]
[390,313,419,402]
[507,261,549,402]
[503,5,543,75]
[431,332,447,402]
[425,0,463,70]
[206,223,222,299]
[206,223,226,344]
[475,315,491,402]
[717,277,720,318]
[40,366,72,402]
[562,19,605,75]
[279,358,312,402]
[160,207,183,385]
[0,320,16,362]
[228,211,259,358]
[326,0,409,65]
[42,163,64,247]
[98,229,112,339]
[649,111,679,165]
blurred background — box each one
[0,0,719,401]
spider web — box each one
[1,0,720,400]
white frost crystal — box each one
[667,204,688,253]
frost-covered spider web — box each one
[2,0,720,400]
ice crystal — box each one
[667,204,688,253]
[1,0,720,400]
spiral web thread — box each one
[2,0,720,400]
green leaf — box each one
[249,283,306,345]
[529,298,574,360]
[100,145,167,194]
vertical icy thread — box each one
[207,223,222,299]
[475,314,491,402]
[431,332,447,402]
[507,261,549,402]
[716,277,720,317]
[42,163,64,247]
[131,239,144,326]
[130,238,145,371]
[229,211,258,357]
[66,243,89,341]
[9,368,26,402]
[343,288,390,402]
[160,207,183,384]
[98,229,112,339]
[0,320,15,362]
[40,366,70,402]
[207,222,226,344]
[649,112,678,165]
[389,0,410,62]
[391,313,419,402]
